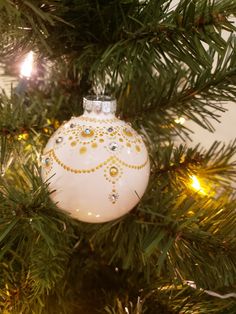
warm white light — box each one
[20,51,34,78]
[190,175,206,195]
[175,117,185,124]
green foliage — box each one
[0,163,77,313]
[0,0,235,313]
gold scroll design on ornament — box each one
[44,149,148,174]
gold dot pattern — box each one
[110,167,118,177]
[104,166,122,183]
[78,116,119,124]
[123,128,133,137]
[91,143,98,149]
[44,149,148,174]
[80,147,87,154]
[43,119,149,206]
[135,145,141,152]
[54,124,144,154]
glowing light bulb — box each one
[20,51,34,79]
[190,175,206,195]
[175,117,185,124]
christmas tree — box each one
[0,0,236,313]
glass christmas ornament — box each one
[41,95,150,223]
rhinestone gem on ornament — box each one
[81,128,94,138]
[85,128,91,134]
[108,127,114,132]
[70,123,76,128]
[109,142,118,151]
[56,137,63,144]
[109,192,119,203]
[44,157,51,167]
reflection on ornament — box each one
[94,102,102,113]
[41,95,150,223]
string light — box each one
[17,132,29,141]
[15,51,34,95]
[20,51,34,79]
[157,281,236,300]
[175,117,185,124]
[185,280,236,299]
[190,175,206,195]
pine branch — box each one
[117,35,236,133]
[77,141,236,297]
[0,0,73,58]
[0,163,77,312]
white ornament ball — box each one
[41,96,150,223]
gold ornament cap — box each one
[83,95,117,115]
